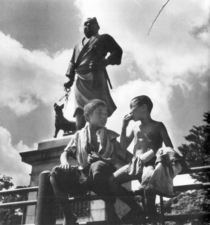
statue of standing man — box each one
[64,17,123,130]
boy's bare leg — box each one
[144,189,157,225]
[50,176,77,225]
[89,161,121,222]
[140,165,157,224]
[109,165,143,221]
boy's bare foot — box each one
[63,213,77,225]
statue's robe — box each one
[66,34,123,117]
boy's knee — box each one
[109,174,115,183]
[108,175,118,190]
[90,161,112,181]
[50,166,71,192]
[90,160,106,168]
[50,166,63,179]
[90,160,111,173]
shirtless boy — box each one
[109,95,174,224]
[50,99,121,225]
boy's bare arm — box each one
[136,149,155,163]
[60,151,71,170]
[159,122,173,148]
[120,114,134,149]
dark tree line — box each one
[162,111,210,224]
[178,112,210,183]
[0,174,26,225]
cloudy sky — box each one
[0,0,209,187]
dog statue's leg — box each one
[54,128,59,138]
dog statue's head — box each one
[54,103,64,115]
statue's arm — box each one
[64,49,76,89]
[66,62,75,78]
[104,34,123,66]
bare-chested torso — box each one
[133,120,163,157]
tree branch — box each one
[147,0,171,35]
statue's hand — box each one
[64,79,74,89]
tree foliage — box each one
[0,175,13,192]
[0,174,25,225]
[178,111,210,182]
[160,112,210,224]
[159,190,210,225]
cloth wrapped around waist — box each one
[144,147,183,197]
[76,68,105,89]
[125,156,144,176]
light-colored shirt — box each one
[64,124,119,169]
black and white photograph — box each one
[0,0,209,224]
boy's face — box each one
[130,102,145,121]
[88,105,108,128]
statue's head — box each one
[84,17,100,38]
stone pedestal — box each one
[20,135,133,224]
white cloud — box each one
[0,32,72,116]
[0,0,209,150]
[15,140,38,153]
[48,0,208,151]
[0,0,208,119]
[75,0,210,88]
[0,0,208,191]
[190,18,210,47]
[72,0,210,149]
[0,127,31,187]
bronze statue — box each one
[64,17,123,130]
[54,103,76,138]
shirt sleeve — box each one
[66,48,76,78]
[64,133,78,155]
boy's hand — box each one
[87,152,102,163]
[122,113,133,127]
[60,162,70,170]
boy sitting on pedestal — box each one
[109,95,179,224]
[50,99,122,225]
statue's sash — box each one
[74,35,112,89]
[75,35,99,67]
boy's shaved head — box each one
[84,99,107,121]
[130,95,153,113]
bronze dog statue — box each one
[54,103,76,138]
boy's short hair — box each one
[84,99,107,121]
[130,95,153,113]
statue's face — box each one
[84,21,98,38]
